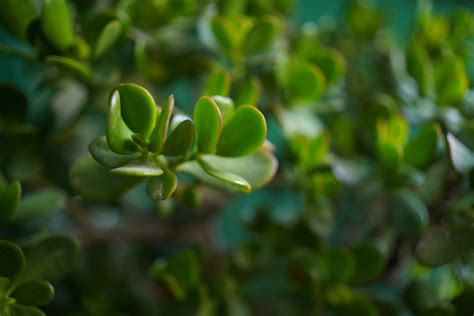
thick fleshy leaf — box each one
[350,244,385,285]
[10,280,55,306]
[114,84,157,139]
[69,155,141,201]
[107,90,139,154]
[0,0,37,39]
[41,0,75,51]
[162,120,194,156]
[216,105,267,157]
[404,123,439,168]
[9,305,45,316]
[416,225,474,266]
[0,241,25,279]
[210,96,234,124]
[94,19,122,58]
[89,136,140,168]
[13,188,66,221]
[446,133,474,174]
[0,179,21,222]
[198,158,251,193]
[434,56,468,106]
[149,96,174,153]
[24,235,78,280]
[45,56,92,79]
[235,77,261,106]
[110,158,164,177]
[146,171,178,201]
[389,190,428,236]
[245,15,281,54]
[202,69,231,96]
[193,96,222,153]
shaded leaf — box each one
[10,280,55,306]
[41,0,75,51]
[14,188,66,221]
[0,179,21,222]
[0,241,25,279]
[350,244,385,285]
[45,56,91,79]
[89,136,140,168]
[404,123,439,168]
[389,190,429,236]
[446,133,474,174]
[0,0,37,39]
[94,19,122,58]
[162,119,195,156]
[149,95,175,153]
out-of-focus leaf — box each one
[41,0,75,51]
[0,241,25,279]
[202,69,231,97]
[434,56,468,106]
[146,170,177,201]
[0,85,28,123]
[446,133,474,174]
[194,96,222,153]
[94,19,123,58]
[404,123,439,168]
[69,155,141,201]
[245,15,281,54]
[0,0,37,39]
[403,280,438,314]
[10,280,55,307]
[235,77,261,106]
[0,178,21,222]
[216,105,267,157]
[149,95,174,153]
[319,248,355,284]
[45,56,92,79]
[350,244,385,285]
[406,43,432,96]
[9,305,45,316]
[389,189,429,236]
[310,47,346,84]
[162,119,195,156]
[416,225,474,266]
[14,188,66,221]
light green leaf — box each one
[114,83,158,139]
[210,16,237,53]
[416,225,474,266]
[310,47,346,84]
[10,280,55,307]
[434,56,468,106]
[110,158,164,177]
[210,96,234,124]
[404,123,439,168]
[389,189,429,236]
[41,0,75,51]
[0,0,37,39]
[146,171,177,201]
[0,179,21,222]
[245,15,281,54]
[162,119,195,156]
[106,90,139,154]
[198,158,251,193]
[216,105,267,157]
[193,96,222,154]
[45,56,92,79]
[406,43,433,96]
[89,136,140,168]
[0,241,25,279]
[14,188,66,221]
[202,69,231,97]
[94,19,123,58]
[149,95,174,153]
[69,155,141,201]
[235,77,261,107]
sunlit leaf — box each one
[194,96,222,153]
[41,0,75,51]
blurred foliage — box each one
[0,0,474,315]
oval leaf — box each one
[193,96,222,153]
[149,95,174,153]
[216,105,267,157]
[146,171,178,201]
[110,157,163,177]
[14,188,66,221]
[94,19,122,59]
[162,119,195,156]
[389,190,429,236]
[45,56,91,79]
[0,179,21,222]
[41,0,75,51]
[10,280,55,307]
[0,241,25,279]
[89,136,140,168]
[197,158,251,193]
[404,123,439,168]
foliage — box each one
[0,0,474,315]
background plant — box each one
[0,0,474,315]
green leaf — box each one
[13,188,66,221]
[446,133,474,174]
[198,158,251,193]
[416,225,474,266]
[376,140,400,171]
[89,136,140,168]
[434,56,468,106]
[277,60,326,104]
[180,149,277,190]
[319,248,355,284]
[41,0,75,51]
[106,90,140,154]
[45,56,92,79]
[193,96,222,154]
[162,119,195,156]
[146,171,177,201]
[0,241,25,279]
[216,105,267,157]
[404,123,439,168]
[403,280,438,313]
[0,85,28,123]
[245,15,281,54]
[9,305,45,316]
[69,155,141,201]
[310,47,346,84]
[421,304,455,316]
[389,190,429,236]
[94,19,123,58]
[114,84,158,139]
[149,95,174,153]
[0,179,21,222]
[333,294,379,316]
[202,69,231,97]
[406,43,433,96]
[210,96,234,124]
[10,280,55,306]
[24,235,78,280]
[350,244,385,285]
[110,158,164,177]
[210,16,237,53]
[0,0,37,39]
[235,77,261,107]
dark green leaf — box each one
[245,15,281,54]
[10,280,55,306]
[147,171,178,201]
[193,96,222,153]
[0,85,28,123]
[149,95,174,153]
[319,248,355,284]
[9,305,45,316]
[404,123,439,168]
[403,280,438,313]
[114,83,158,139]
[416,225,474,266]
[41,0,75,51]
[24,235,78,280]
[0,0,37,39]
[210,16,237,53]
[45,56,91,79]
[350,244,385,285]
[0,241,25,279]
[94,19,123,58]
[216,105,267,157]
[69,155,141,201]
[162,119,195,156]
[89,136,140,168]
[310,48,346,84]
[14,188,66,221]
[0,179,21,222]
[389,190,429,236]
